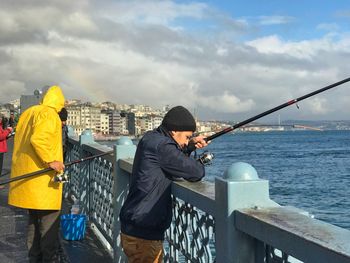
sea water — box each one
[203,130,350,230]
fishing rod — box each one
[0,150,114,186]
[201,77,350,144]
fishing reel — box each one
[196,151,215,166]
[54,172,69,183]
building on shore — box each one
[66,103,101,135]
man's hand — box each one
[6,127,13,133]
[48,161,65,173]
[190,135,210,149]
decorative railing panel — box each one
[265,246,302,263]
[165,198,215,263]
[65,136,115,248]
[63,138,81,199]
[90,154,114,244]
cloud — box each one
[258,15,295,25]
[199,92,255,113]
[317,23,340,32]
[100,0,208,25]
[0,1,350,121]
[305,97,330,115]
[246,34,330,59]
[0,81,26,102]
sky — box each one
[0,0,350,121]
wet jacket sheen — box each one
[8,86,65,210]
[120,126,205,240]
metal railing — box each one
[64,131,350,263]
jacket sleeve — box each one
[30,110,60,164]
[158,141,205,182]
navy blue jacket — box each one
[119,125,205,240]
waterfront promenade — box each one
[0,139,113,263]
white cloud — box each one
[101,0,208,25]
[305,97,330,115]
[200,92,255,113]
[317,23,340,32]
[216,46,228,56]
[258,15,295,25]
[0,1,350,121]
[60,12,98,33]
[245,34,350,60]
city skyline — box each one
[0,1,350,121]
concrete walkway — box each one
[0,138,113,263]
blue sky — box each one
[0,0,350,120]
[175,0,350,41]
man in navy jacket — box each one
[119,106,208,262]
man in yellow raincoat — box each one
[8,85,65,263]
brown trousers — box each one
[121,233,163,263]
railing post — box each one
[215,162,278,263]
[63,128,75,199]
[112,137,136,263]
[67,125,75,137]
[79,129,95,145]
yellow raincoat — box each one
[8,86,65,210]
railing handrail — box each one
[235,207,350,263]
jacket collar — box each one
[157,125,182,150]
[157,125,171,138]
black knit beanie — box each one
[59,107,68,121]
[162,106,196,131]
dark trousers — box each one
[0,152,3,176]
[27,209,61,263]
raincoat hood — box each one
[41,85,65,112]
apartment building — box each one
[66,103,101,135]
[125,112,136,136]
[63,101,170,136]
[97,113,110,134]
[102,110,127,135]
[138,114,163,134]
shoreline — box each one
[94,135,138,141]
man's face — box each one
[170,131,193,148]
